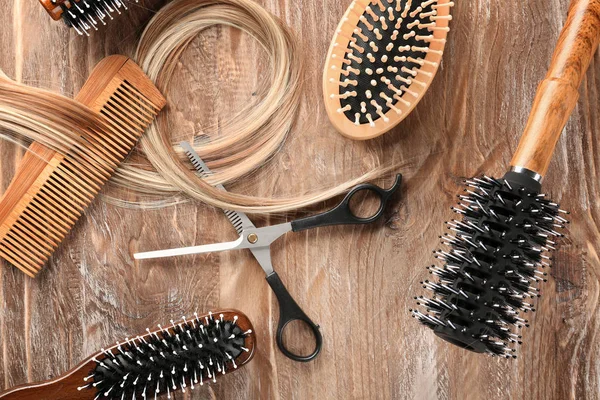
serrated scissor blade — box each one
[181,141,256,234]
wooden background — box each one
[1,0,599,399]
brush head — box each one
[80,311,255,399]
[411,173,568,357]
[39,0,138,36]
[323,0,453,140]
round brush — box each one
[411,0,600,357]
[323,0,454,140]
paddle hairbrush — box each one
[39,0,139,36]
[0,310,255,399]
[411,0,600,357]
[0,55,165,277]
[324,0,454,140]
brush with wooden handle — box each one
[39,0,140,36]
[411,0,600,357]
[0,310,256,400]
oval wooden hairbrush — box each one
[0,310,255,399]
[323,0,454,140]
[411,0,600,357]
[39,0,139,36]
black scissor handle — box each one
[291,174,402,232]
[266,272,323,362]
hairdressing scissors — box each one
[134,142,402,362]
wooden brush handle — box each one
[39,0,66,20]
[0,361,96,400]
[510,0,600,176]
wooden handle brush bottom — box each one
[411,0,598,357]
[0,310,256,400]
[511,0,600,177]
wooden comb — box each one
[0,55,165,277]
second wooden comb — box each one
[0,55,166,277]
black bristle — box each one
[339,0,442,125]
[411,174,567,357]
[84,312,251,399]
[59,0,137,36]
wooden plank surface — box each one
[1,0,600,399]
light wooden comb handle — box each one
[511,0,600,177]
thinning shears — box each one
[134,142,402,362]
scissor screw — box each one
[247,233,259,244]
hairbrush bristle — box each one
[55,0,139,36]
[411,175,568,358]
[78,312,253,399]
[324,0,454,139]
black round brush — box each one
[411,0,600,357]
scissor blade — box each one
[181,142,226,190]
[134,236,246,260]
[181,142,255,235]
[222,209,255,235]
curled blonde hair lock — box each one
[110,0,387,213]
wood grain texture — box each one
[511,0,600,175]
[0,55,165,276]
[0,0,599,399]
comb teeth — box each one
[0,57,165,277]
[324,0,453,139]
[410,175,568,358]
[53,0,139,36]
